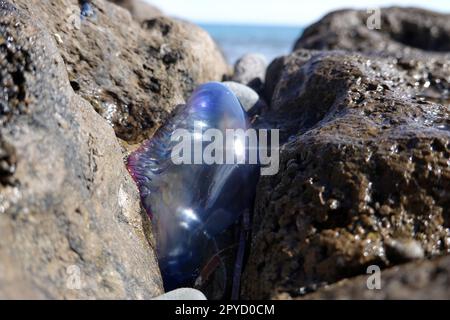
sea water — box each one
[200,23,304,65]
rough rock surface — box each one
[296,255,450,300]
[11,0,229,144]
[294,7,450,57]
[0,0,163,299]
[110,0,163,23]
[242,48,450,299]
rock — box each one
[263,55,286,103]
[294,7,450,57]
[0,0,162,299]
[12,0,229,144]
[232,53,267,94]
[241,49,450,299]
[109,0,163,23]
[152,288,207,300]
[264,48,450,139]
[222,81,267,114]
[297,255,450,300]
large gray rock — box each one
[294,7,450,56]
[298,255,450,300]
[242,49,450,299]
[12,0,229,144]
[0,0,162,299]
[249,7,450,300]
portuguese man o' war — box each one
[127,82,259,295]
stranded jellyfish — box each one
[127,82,259,296]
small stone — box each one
[152,288,207,300]
[53,33,63,44]
[385,239,425,262]
[232,53,267,93]
[222,81,265,113]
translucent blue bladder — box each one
[127,82,259,291]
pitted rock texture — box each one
[294,7,450,56]
[263,49,450,140]
[242,49,450,299]
[11,0,229,144]
[0,0,162,299]
[296,255,450,300]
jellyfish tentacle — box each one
[231,210,251,300]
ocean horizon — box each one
[199,23,304,65]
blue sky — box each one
[147,0,450,26]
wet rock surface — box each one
[0,0,162,299]
[261,49,450,139]
[295,7,450,56]
[242,46,450,298]
[2,0,450,300]
[296,255,450,300]
[294,7,450,56]
[11,0,229,144]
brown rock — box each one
[294,7,450,56]
[0,0,162,299]
[242,49,450,299]
[297,255,450,300]
[12,0,229,144]
[251,7,450,299]
[263,55,286,103]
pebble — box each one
[152,288,207,300]
[385,239,425,262]
[232,53,267,92]
[223,81,264,113]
